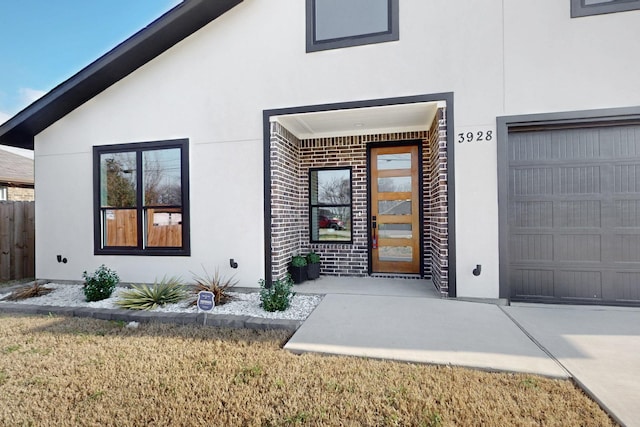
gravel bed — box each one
[0,283,323,321]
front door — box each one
[370,145,421,274]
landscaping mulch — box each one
[0,315,615,426]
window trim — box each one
[309,167,353,244]
[93,138,190,256]
[571,0,640,17]
[306,0,399,52]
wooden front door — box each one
[370,145,421,274]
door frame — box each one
[497,105,640,303]
[367,140,424,276]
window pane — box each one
[104,209,137,247]
[378,176,411,192]
[379,200,411,215]
[143,148,182,207]
[379,223,412,239]
[100,152,136,208]
[311,169,351,205]
[379,246,412,262]
[377,153,411,170]
[315,0,389,41]
[312,207,351,241]
[146,207,182,248]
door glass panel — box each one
[379,223,412,239]
[377,153,411,170]
[378,176,411,192]
[378,246,412,262]
[378,200,411,215]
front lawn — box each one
[0,315,614,426]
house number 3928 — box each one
[457,130,493,143]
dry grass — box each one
[0,315,615,427]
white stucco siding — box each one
[33,0,639,296]
[504,1,640,114]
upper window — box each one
[571,0,640,17]
[0,186,7,201]
[309,168,352,243]
[306,0,399,52]
[93,139,190,256]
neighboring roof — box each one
[0,0,242,149]
[0,149,34,186]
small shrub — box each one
[291,255,307,267]
[190,267,237,306]
[116,276,187,310]
[82,265,119,302]
[306,252,320,264]
[2,282,53,301]
[259,275,294,312]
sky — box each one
[0,0,182,153]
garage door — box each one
[506,123,640,304]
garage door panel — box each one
[612,234,640,262]
[555,200,601,228]
[511,168,553,196]
[511,269,554,297]
[557,166,601,194]
[614,199,640,227]
[555,270,602,299]
[614,164,640,193]
[555,234,601,262]
[554,128,601,160]
[510,234,554,261]
[613,272,640,301]
[506,123,640,304]
[510,201,553,228]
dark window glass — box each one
[94,139,190,255]
[306,0,399,52]
[310,168,352,243]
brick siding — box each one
[7,186,35,202]
[269,111,449,295]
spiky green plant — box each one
[190,267,238,306]
[2,282,53,301]
[116,277,188,310]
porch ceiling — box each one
[271,102,440,139]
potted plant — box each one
[289,255,308,284]
[306,251,320,280]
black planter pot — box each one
[307,263,320,280]
[289,265,308,284]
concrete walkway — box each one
[286,278,640,426]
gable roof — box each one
[0,0,242,149]
[0,149,34,186]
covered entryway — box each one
[264,94,455,297]
[500,118,640,304]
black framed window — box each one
[93,139,190,256]
[306,0,399,52]
[310,168,352,243]
[571,0,640,17]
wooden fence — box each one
[0,201,35,281]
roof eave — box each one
[0,0,243,149]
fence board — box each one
[0,201,35,281]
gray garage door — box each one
[507,123,640,304]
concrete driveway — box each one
[503,304,640,427]
[286,284,640,426]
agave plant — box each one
[116,276,188,310]
[2,281,53,301]
[190,267,238,306]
